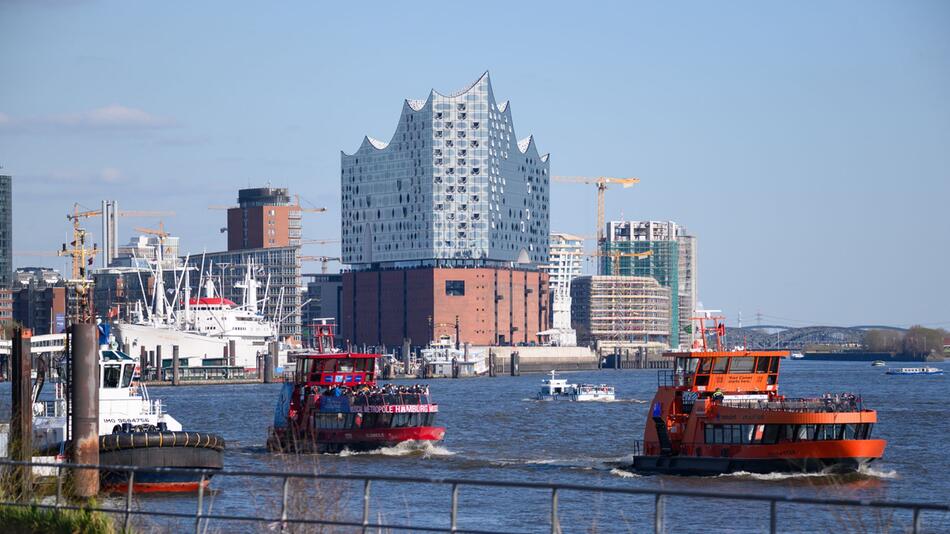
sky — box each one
[1,1,948,328]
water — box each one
[6,360,950,532]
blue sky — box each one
[1,1,948,327]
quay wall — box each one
[474,346,599,373]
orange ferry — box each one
[630,314,886,475]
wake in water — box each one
[610,468,641,478]
[522,397,648,403]
[716,463,898,481]
[492,453,635,472]
[337,440,455,458]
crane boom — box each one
[552,176,640,248]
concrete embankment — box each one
[475,346,599,374]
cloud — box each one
[0,104,176,134]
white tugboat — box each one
[28,328,225,492]
[536,370,615,401]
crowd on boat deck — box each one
[317,383,432,406]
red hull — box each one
[269,425,445,453]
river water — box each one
[7,360,950,532]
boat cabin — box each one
[539,371,571,396]
[294,353,377,388]
[100,350,137,391]
[668,350,787,395]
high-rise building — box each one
[542,233,585,346]
[341,72,549,267]
[227,187,302,251]
[0,175,12,289]
[11,268,70,335]
[602,220,697,348]
[340,73,551,348]
[676,231,698,345]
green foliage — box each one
[864,326,948,356]
[0,504,119,534]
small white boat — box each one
[885,367,943,376]
[871,360,886,367]
[537,370,615,401]
[790,352,805,360]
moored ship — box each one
[267,324,445,453]
[629,313,886,475]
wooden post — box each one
[172,345,180,385]
[70,322,99,497]
[10,328,33,501]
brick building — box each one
[341,267,547,348]
[227,187,301,250]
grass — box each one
[0,503,119,534]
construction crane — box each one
[299,255,341,274]
[552,176,640,246]
[300,239,340,245]
[66,202,175,267]
[586,249,654,276]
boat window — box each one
[712,358,729,374]
[797,425,817,441]
[121,364,134,388]
[761,424,780,444]
[769,357,780,373]
[728,357,755,374]
[103,365,121,388]
[755,357,770,373]
[698,358,714,374]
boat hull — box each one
[99,431,225,493]
[630,455,876,476]
[268,425,446,454]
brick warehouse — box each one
[341,267,548,348]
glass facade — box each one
[0,176,11,288]
[341,73,550,269]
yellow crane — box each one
[300,255,340,274]
[552,176,640,246]
[300,239,340,245]
[67,202,175,267]
[208,195,327,213]
[588,249,654,275]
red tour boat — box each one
[630,314,886,475]
[267,325,445,453]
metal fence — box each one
[0,459,947,534]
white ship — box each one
[536,370,615,401]
[419,336,489,377]
[114,254,276,370]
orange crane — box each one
[552,176,640,246]
[300,255,340,274]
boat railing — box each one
[723,395,865,413]
[348,392,433,407]
[33,399,66,418]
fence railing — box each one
[0,459,946,534]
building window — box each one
[445,280,465,296]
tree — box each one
[864,329,902,353]
[902,326,946,356]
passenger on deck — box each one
[712,388,724,403]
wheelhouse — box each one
[669,351,786,393]
[294,353,377,388]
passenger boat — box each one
[885,367,943,376]
[790,352,805,360]
[537,370,615,401]
[871,360,886,367]
[267,324,445,453]
[29,325,224,492]
[628,314,886,475]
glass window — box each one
[103,365,121,388]
[712,358,729,374]
[755,356,770,373]
[698,358,714,374]
[445,280,465,296]
[729,357,755,374]
[769,357,780,373]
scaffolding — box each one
[571,275,671,350]
[600,238,679,347]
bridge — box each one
[0,333,67,357]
